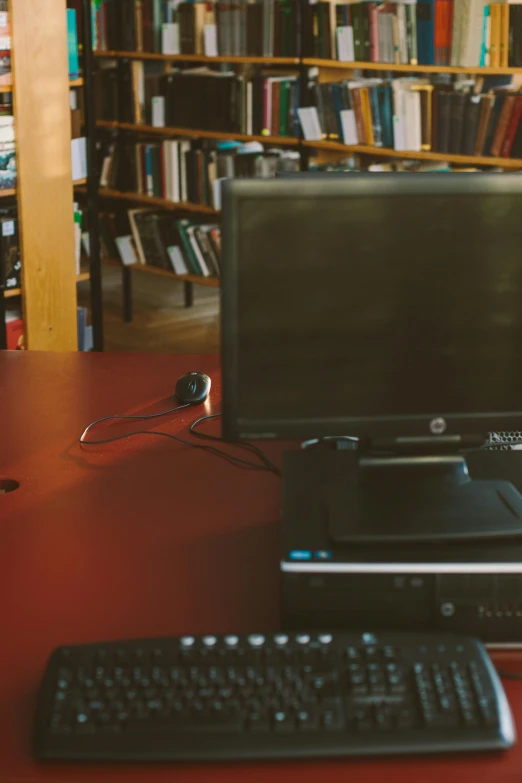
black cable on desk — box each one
[189,412,281,476]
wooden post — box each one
[11,0,78,350]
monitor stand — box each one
[326,449,522,545]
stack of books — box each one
[303,76,522,159]
[305,0,522,68]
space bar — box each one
[125,715,244,733]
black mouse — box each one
[175,372,211,405]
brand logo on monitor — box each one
[430,417,447,435]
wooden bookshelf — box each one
[303,139,522,169]
[96,120,301,147]
[131,262,220,288]
[10,0,79,350]
[95,50,299,66]
[4,273,90,301]
[0,183,85,202]
[0,77,83,94]
[304,58,522,75]
[92,187,218,216]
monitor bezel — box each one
[221,173,522,441]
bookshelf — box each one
[131,263,220,288]
[303,59,522,76]
[86,2,522,330]
[0,77,84,92]
[94,188,219,216]
[7,0,79,350]
[95,51,299,66]
[96,120,301,147]
[302,140,522,169]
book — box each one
[5,308,23,350]
[0,4,11,87]
[67,8,80,80]
[0,215,20,290]
[0,115,15,190]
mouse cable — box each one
[189,412,281,476]
[79,427,279,474]
[79,403,191,444]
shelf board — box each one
[91,187,218,215]
[303,58,522,75]
[73,178,87,186]
[95,50,299,66]
[131,263,220,287]
[4,273,90,299]
[0,77,83,96]
[97,120,300,147]
[302,139,522,168]
[0,182,84,200]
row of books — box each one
[90,0,522,69]
[98,208,222,278]
[96,62,302,137]
[303,77,522,159]
[306,0,519,68]
[98,135,300,207]
[92,0,299,58]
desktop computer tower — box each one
[280,450,522,645]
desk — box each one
[1,350,522,783]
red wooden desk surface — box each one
[1,351,522,783]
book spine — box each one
[397,4,408,65]
[501,94,522,157]
[490,94,515,157]
[369,3,379,62]
[67,9,80,80]
[480,4,490,67]
[350,86,366,144]
[490,3,500,67]
[500,2,509,68]
[435,0,444,65]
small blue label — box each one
[315,550,332,560]
[289,550,312,561]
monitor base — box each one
[326,453,522,545]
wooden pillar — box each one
[11,0,78,350]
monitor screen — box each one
[221,174,522,440]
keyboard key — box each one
[248,711,270,732]
[273,711,294,732]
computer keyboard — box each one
[34,631,515,763]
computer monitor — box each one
[220,173,522,543]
